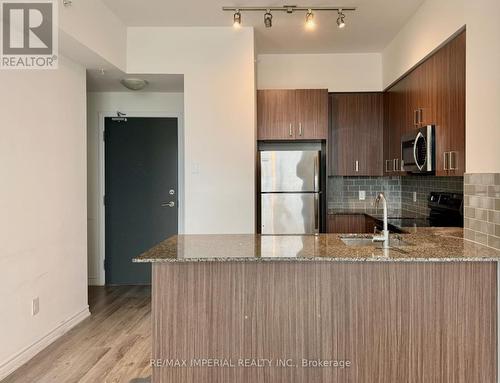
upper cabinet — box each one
[384,30,466,176]
[329,93,384,176]
[257,89,328,140]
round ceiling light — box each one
[120,78,149,91]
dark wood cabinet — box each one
[295,89,329,139]
[257,89,328,140]
[257,90,296,140]
[327,214,376,234]
[383,30,465,176]
[383,76,409,174]
[329,93,383,176]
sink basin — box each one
[341,236,410,248]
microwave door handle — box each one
[413,132,424,171]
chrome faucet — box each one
[373,192,390,248]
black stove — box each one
[427,192,464,227]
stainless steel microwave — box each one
[401,125,435,173]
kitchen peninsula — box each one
[135,231,499,383]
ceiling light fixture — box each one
[264,10,273,28]
[337,9,346,29]
[222,5,356,29]
[233,10,242,28]
[305,9,315,30]
[120,78,149,91]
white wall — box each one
[257,53,383,91]
[127,27,256,234]
[464,0,500,173]
[59,0,127,70]
[382,0,465,88]
[86,92,184,285]
[0,56,89,379]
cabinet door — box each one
[329,94,357,176]
[358,93,383,176]
[329,93,383,176]
[257,90,296,140]
[444,30,466,175]
[295,89,328,140]
[428,31,465,176]
[328,214,367,234]
[392,78,410,174]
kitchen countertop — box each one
[133,228,500,263]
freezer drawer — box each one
[261,193,319,235]
[260,150,320,192]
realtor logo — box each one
[0,0,58,69]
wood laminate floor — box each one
[2,286,152,383]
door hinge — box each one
[103,129,107,142]
[103,259,107,271]
[103,194,106,206]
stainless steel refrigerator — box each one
[260,150,320,235]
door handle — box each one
[449,151,458,171]
[355,160,359,172]
[385,159,392,173]
[161,201,175,208]
[393,158,399,172]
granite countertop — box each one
[133,228,500,263]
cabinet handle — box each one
[414,110,419,126]
[419,108,423,124]
[449,151,458,171]
[385,159,393,173]
[355,160,359,172]
[299,123,303,137]
[443,152,449,171]
[393,158,399,172]
[289,124,293,137]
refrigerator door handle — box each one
[314,193,320,233]
[314,153,320,192]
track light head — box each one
[337,10,346,29]
[233,10,241,28]
[305,9,315,30]
[264,10,273,28]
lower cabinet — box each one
[327,214,376,234]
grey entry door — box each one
[105,117,178,285]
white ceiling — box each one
[87,69,184,92]
[101,0,425,54]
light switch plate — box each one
[359,190,366,201]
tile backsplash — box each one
[328,176,402,216]
[463,173,500,250]
[328,175,463,218]
[401,176,464,217]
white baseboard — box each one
[88,276,103,286]
[0,306,91,380]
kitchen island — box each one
[135,230,499,383]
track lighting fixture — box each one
[264,10,273,28]
[337,10,346,29]
[305,9,315,30]
[63,0,72,6]
[233,10,241,28]
[222,5,355,30]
